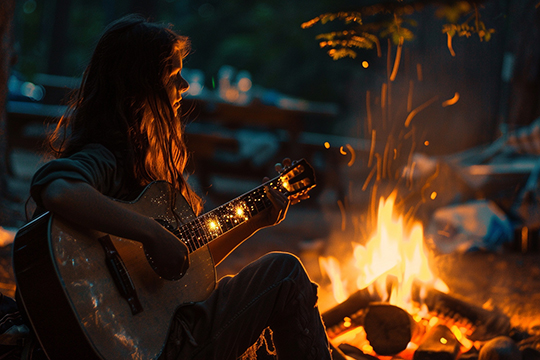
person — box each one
[25,14,333,360]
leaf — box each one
[328,48,357,60]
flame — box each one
[354,191,436,312]
[318,190,480,356]
[319,256,348,303]
[321,191,446,313]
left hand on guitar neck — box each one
[256,158,310,230]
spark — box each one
[368,130,376,168]
[337,199,346,231]
[362,166,376,191]
[447,32,456,57]
[381,83,387,110]
[390,36,404,81]
[382,141,390,179]
[324,142,330,149]
[404,96,439,128]
[362,61,369,68]
[346,144,356,167]
[442,92,460,107]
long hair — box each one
[47,14,203,214]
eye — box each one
[169,71,182,84]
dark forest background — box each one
[1,0,540,213]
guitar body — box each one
[13,181,216,360]
[13,159,316,360]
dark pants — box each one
[160,252,332,360]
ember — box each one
[320,190,446,313]
[316,188,514,359]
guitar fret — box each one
[180,229,194,252]
[174,158,315,254]
[196,218,207,246]
[193,223,203,249]
[185,232,195,252]
[181,186,274,252]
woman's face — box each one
[165,52,189,116]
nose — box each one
[178,75,189,94]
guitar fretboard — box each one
[175,180,281,252]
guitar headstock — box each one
[274,159,316,201]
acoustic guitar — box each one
[13,159,316,360]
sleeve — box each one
[30,144,124,208]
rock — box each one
[479,336,522,360]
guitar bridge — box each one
[99,235,144,315]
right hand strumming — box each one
[143,229,189,281]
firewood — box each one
[321,288,372,330]
[363,303,416,356]
[338,343,379,359]
[479,336,521,360]
[413,324,460,360]
[421,287,511,341]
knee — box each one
[261,252,318,298]
[261,252,303,273]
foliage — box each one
[440,3,495,42]
[302,1,495,60]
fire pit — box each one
[314,189,540,360]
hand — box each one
[260,185,290,228]
[143,227,189,281]
[256,158,294,229]
[273,158,311,205]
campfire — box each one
[316,190,512,359]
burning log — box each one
[322,288,372,332]
[363,303,420,356]
[338,343,379,360]
[420,287,512,341]
[413,324,460,360]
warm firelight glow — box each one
[318,190,476,356]
[321,191,447,313]
[324,141,331,149]
[362,61,369,68]
[320,256,348,304]
[236,207,244,216]
[353,191,437,313]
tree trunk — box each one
[0,0,16,200]
[506,0,540,130]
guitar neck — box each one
[176,179,281,252]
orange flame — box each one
[321,191,447,314]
